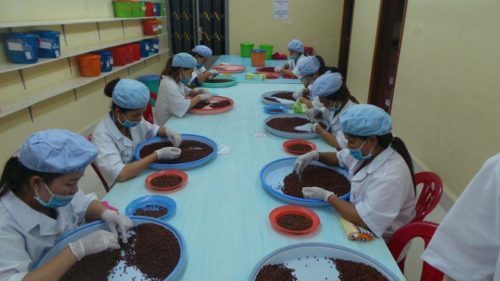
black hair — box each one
[104,78,131,113]
[325,82,359,104]
[161,56,193,80]
[0,157,61,198]
[191,51,202,58]
[315,55,326,75]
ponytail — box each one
[161,57,191,81]
[103,78,130,113]
[377,134,416,187]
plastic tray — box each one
[211,64,246,74]
[269,205,320,235]
[283,139,317,155]
[189,96,234,115]
[261,91,296,109]
[248,242,401,281]
[145,170,188,191]
[201,75,237,88]
[125,195,176,221]
[259,157,350,207]
[35,217,186,281]
[264,114,319,139]
[134,134,217,170]
[263,105,288,115]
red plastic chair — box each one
[387,221,444,281]
[86,134,110,192]
[143,92,158,124]
[413,171,443,222]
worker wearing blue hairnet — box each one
[275,39,307,78]
[154,52,213,125]
[189,45,219,86]
[294,104,416,240]
[92,78,182,188]
[0,129,133,280]
[291,56,326,104]
[296,72,358,150]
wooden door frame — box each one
[337,0,355,80]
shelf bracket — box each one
[28,106,34,122]
[121,20,126,37]
[61,24,68,47]
[73,89,78,101]
[67,58,73,75]
[96,22,101,41]
[18,70,27,90]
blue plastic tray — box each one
[261,91,296,108]
[35,217,186,281]
[263,104,288,115]
[260,157,350,207]
[125,195,176,221]
[134,134,217,170]
[264,114,320,139]
[248,242,401,281]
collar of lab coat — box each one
[1,191,62,236]
[351,146,395,181]
[103,113,133,147]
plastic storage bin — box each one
[140,40,150,57]
[130,43,141,61]
[240,42,254,57]
[251,49,266,67]
[304,45,314,55]
[110,46,129,66]
[34,30,60,58]
[77,54,101,77]
[142,19,159,35]
[5,32,39,64]
[148,38,159,54]
[131,1,146,17]
[259,44,273,60]
[144,2,156,17]
[93,50,113,72]
[138,74,161,94]
[113,1,132,18]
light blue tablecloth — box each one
[104,82,405,281]
[211,55,302,84]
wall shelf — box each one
[0,48,168,119]
[0,16,167,29]
[0,33,168,74]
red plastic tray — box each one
[211,64,246,74]
[256,66,276,73]
[283,139,317,155]
[145,169,188,191]
[189,96,234,115]
[269,205,320,235]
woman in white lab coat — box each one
[0,129,133,281]
[302,72,358,150]
[274,39,307,77]
[294,104,416,240]
[421,153,500,281]
[189,45,218,87]
[291,55,326,105]
[92,78,182,188]
[153,52,212,126]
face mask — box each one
[196,63,203,68]
[34,183,74,208]
[328,103,341,113]
[349,139,375,161]
[117,113,139,128]
[290,54,299,60]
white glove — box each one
[155,147,181,160]
[292,89,304,100]
[68,230,120,260]
[294,123,319,133]
[101,210,133,243]
[165,129,182,147]
[199,93,212,101]
[293,150,319,175]
[306,108,323,122]
[208,69,219,76]
[274,66,283,73]
[302,187,335,202]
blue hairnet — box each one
[192,45,213,57]
[340,104,392,136]
[19,129,97,174]
[112,79,149,109]
[293,56,320,77]
[172,52,197,68]
[311,72,343,97]
[288,39,304,53]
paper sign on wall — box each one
[273,0,289,20]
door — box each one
[337,0,355,80]
[368,0,407,113]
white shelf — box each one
[0,16,167,29]
[0,48,169,119]
[0,33,168,74]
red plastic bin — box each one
[130,43,141,61]
[145,2,156,17]
[110,46,128,66]
[304,46,314,55]
[142,20,159,36]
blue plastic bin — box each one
[5,33,39,64]
[155,2,162,16]
[93,50,113,72]
[33,30,60,58]
[140,40,150,57]
[148,38,159,54]
[138,74,161,94]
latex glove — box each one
[155,147,181,160]
[101,210,133,243]
[199,93,212,101]
[302,187,335,202]
[165,129,182,147]
[292,89,304,100]
[68,230,120,260]
[293,150,319,175]
[208,69,220,78]
[274,66,283,73]
[306,108,323,122]
[273,97,295,105]
[294,123,319,133]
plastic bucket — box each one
[131,2,145,17]
[138,74,161,94]
[77,54,101,77]
[34,30,60,58]
[5,32,39,64]
[145,2,156,17]
[148,38,159,54]
[142,19,159,35]
[110,46,128,66]
[130,43,141,61]
[240,42,254,57]
[113,1,132,18]
[259,44,273,60]
[93,50,113,72]
[155,2,162,16]
[251,49,266,67]
[304,45,314,55]
[140,40,150,57]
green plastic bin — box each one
[113,1,132,18]
[259,44,274,60]
[131,2,146,17]
[240,42,254,58]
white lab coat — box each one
[92,114,159,187]
[287,54,307,71]
[322,100,354,149]
[190,65,206,85]
[421,154,500,281]
[0,190,96,281]
[337,147,416,239]
[153,75,191,126]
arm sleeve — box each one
[142,119,160,138]
[70,190,98,223]
[0,227,30,281]
[336,148,354,169]
[91,132,125,187]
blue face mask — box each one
[290,54,299,60]
[349,139,375,160]
[196,63,203,68]
[328,103,341,113]
[34,183,74,209]
[117,114,139,128]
